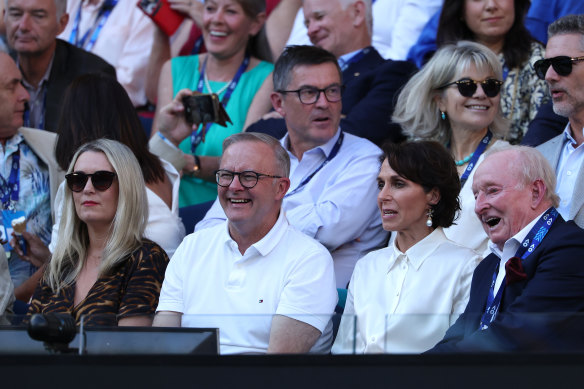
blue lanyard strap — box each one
[459,129,493,187]
[190,54,250,153]
[0,145,21,210]
[69,0,118,51]
[285,131,344,198]
[190,36,204,55]
[478,207,559,330]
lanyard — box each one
[69,0,118,51]
[459,130,493,187]
[0,145,21,210]
[190,54,250,153]
[190,36,205,55]
[478,207,559,330]
[23,87,47,130]
[339,46,371,71]
[285,131,344,198]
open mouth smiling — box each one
[485,217,501,227]
[230,199,250,204]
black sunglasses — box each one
[439,78,503,98]
[533,56,584,80]
[65,171,117,192]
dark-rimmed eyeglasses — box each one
[65,171,117,192]
[533,56,584,80]
[277,84,343,104]
[439,78,503,98]
[215,169,282,189]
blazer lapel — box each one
[342,48,383,84]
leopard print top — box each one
[27,240,169,326]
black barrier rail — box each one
[1,353,584,389]
[0,325,219,355]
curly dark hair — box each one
[380,141,461,228]
[436,0,534,69]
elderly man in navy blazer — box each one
[247,0,416,146]
[429,145,584,353]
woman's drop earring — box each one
[426,208,434,227]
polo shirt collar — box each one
[222,211,288,258]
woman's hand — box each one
[156,88,201,147]
[10,232,51,268]
[168,0,204,27]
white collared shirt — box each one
[555,124,584,219]
[332,228,480,354]
[197,129,388,288]
[158,212,338,354]
[488,211,545,296]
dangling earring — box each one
[426,208,434,227]
[440,111,446,121]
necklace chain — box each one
[204,71,231,95]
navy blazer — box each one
[429,216,584,353]
[44,39,116,132]
[247,47,417,146]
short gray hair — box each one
[483,144,560,208]
[222,132,290,177]
[337,0,372,36]
[3,0,67,20]
[548,14,584,48]
[392,41,509,145]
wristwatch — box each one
[193,155,201,173]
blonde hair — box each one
[46,139,148,293]
[392,41,509,145]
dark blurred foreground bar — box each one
[2,353,584,388]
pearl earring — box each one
[426,208,434,228]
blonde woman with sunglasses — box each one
[393,41,509,254]
[27,140,169,326]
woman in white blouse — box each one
[332,141,481,354]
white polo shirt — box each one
[157,212,338,354]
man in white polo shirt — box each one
[153,132,337,354]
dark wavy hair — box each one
[380,141,461,228]
[436,0,533,69]
[55,73,165,184]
